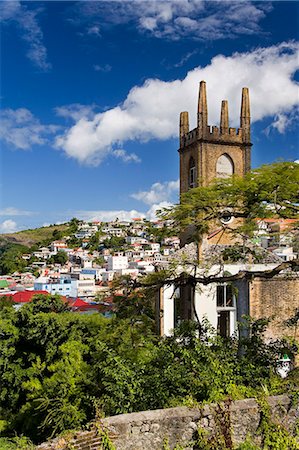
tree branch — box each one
[137,259,299,290]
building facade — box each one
[157,81,299,342]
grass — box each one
[0,224,70,247]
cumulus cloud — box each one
[0,108,59,150]
[0,219,18,233]
[76,1,271,41]
[55,41,299,165]
[0,1,51,70]
[112,149,141,163]
[0,207,35,216]
[132,180,179,205]
[146,201,174,220]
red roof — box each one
[2,291,101,312]
[2,290,49,303]
[68,297,100,310]
[69,298,87,307]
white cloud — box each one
[87,25,101,36]
[0,220,18,233]
[146,201,174,220]
[76,209,146,222]
[173,50,198,68]
[93,64,112,73]
[0,108,59,150]
[55,41,299,165]
[77,1,271,41]
[265,107,299,135]
[112,149,141,163]
[0,207,35,217]
[55,104,97,121]
[75,201,173,223]
[0,1,51,70]
[132,179,179,205]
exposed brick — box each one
[250,275,299,341]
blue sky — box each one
[0,0,298,232]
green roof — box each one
[0,280,9,288]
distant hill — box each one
[0,223,70,248]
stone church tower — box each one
[179,81,251,195]
[179,81,252,247]
[157,83,299,338]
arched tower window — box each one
[216,154,234,178]
[189,157,196,189]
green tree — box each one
[87,231,100,251]
[48,250,68,266]
[103,236,126,252]
[162,162,298,244]
[0,243,28,275]
[68,217,80,233]
[52,229,63,240]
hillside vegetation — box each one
[0,223,74,275]
[0,223,70,248]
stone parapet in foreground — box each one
[36,395,298,450]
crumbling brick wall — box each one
[250,275,299,341]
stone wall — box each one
[250,274,299,341]
[36,395,298,450]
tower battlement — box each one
[180,81,251,149]
[179,81,252,195]
[182,125,244,147]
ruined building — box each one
[179,81,252,247]
[157,81,299,342]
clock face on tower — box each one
[216,154,234,178]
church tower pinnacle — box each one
[197,81,208,137]
[240,87,250,143]
[179,81,252,195]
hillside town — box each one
[0,218,178,311]
[0,215,297,318]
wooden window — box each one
[216,284,235,338]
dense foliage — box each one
[0,243,29,275]
[0,294,297,445]
[162,162,299,241]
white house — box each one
[101,271,115,283]
[34,276,72,296]
[107,255,128,271]
[50,241,68,253]
[126,236,148,245]
[70,273,96,298]
[159,262,282,337]
[150,243,161,253]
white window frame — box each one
[216,284,236,337]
